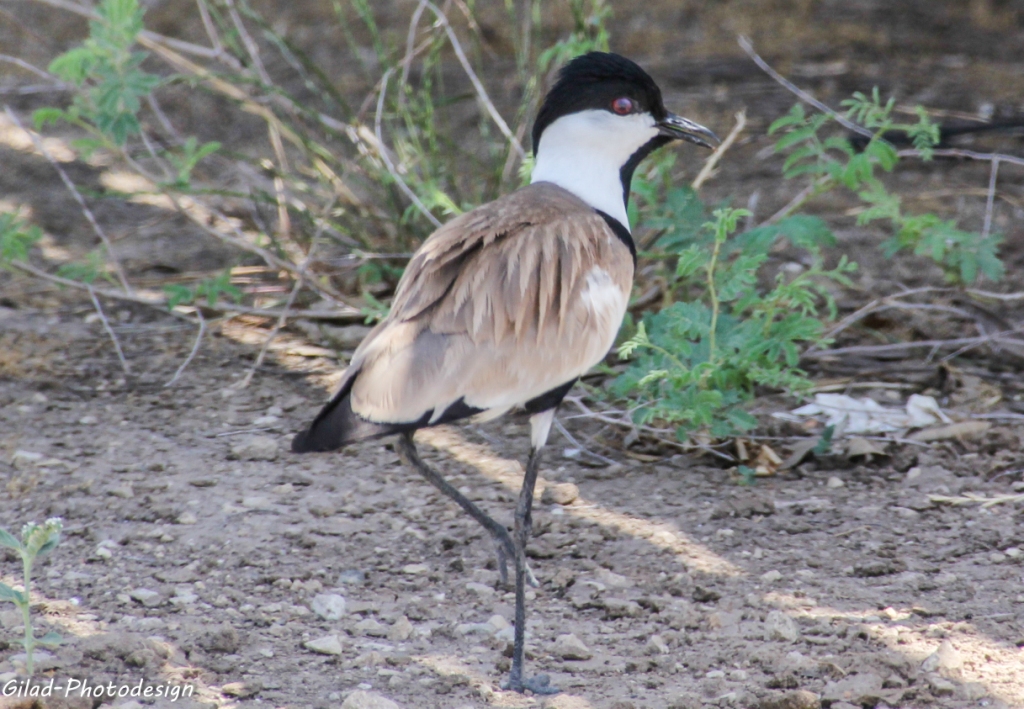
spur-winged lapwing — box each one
[292,51,717,694]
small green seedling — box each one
[0,518,64,676]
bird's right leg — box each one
[396,432,536,587]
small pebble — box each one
[827,476,845,488]
[465,582,495,598]
[338,569,367,585]
[644,634,670,655]
[541,482,580,505]
[764,610,800,642]
[311,593,347,621]
[388,615,413,642]
[129,588,162,608]
[230,435,279,461]
[340,690,400,709]
[553,633,592,660]
[305,634,344,656]
[761,569,783,583]
[355,618,388,637]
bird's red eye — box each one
[612,97,634,115]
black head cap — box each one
[532,52,668,155]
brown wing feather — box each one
[347,182,632,424]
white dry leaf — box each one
[790,393,949,436]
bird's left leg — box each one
[502,409,559,695]
[396,432,537,587]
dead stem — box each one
[165,309,207,387]
[692,110,746,190]
[87,287,131,374]
[4,107,133,294]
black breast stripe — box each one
[524,378,578,414]
[594,210,636,267]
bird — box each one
[291,51,717,694]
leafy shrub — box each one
[770,90,1003,285]
[615,204,854,439]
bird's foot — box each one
[501,673,559,695]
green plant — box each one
[615,206,855,440]
[769,90,1003,285]
[35,0,161,149]
[0,518,63,676]
[0,213,42,268]
[165,269,243,309]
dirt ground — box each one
[2,1,1024,708]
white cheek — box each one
[530,110,659,227]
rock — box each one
[553,633,592,660]
[465,581,495,598]
[455,622,493,636]
[355,618,388,637]
[643,634,670,655]
[487,615,510,633]
[826,476,845,488]
[759,689,820,709]
[401,563,429,575]
[956,682,988,701]
[305,634,343,655]
[822,673,884,706]
[311,593,347,621]
[761,569,783,583]
[129,588,163,607]
[921,640,962,678]
[926,675,956,697]
[541,482,580,505]
[176,511,198,525]
[852,558,906,577]
[221,681,260,698]
[230,435,279,461]
[692,586,721,603]
[170,587,198,606]
[388,615,413,642]
[108,483,134,498]
[199,623,240,653]
[337,569,367,585]
[765,611,800,642]
[594,567,634,589]
[710,491,775,518]
[602,598,641,619]
[781,651,817,675]
[341,690,400,709]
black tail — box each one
[291,372,396,452]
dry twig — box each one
[165,309,206,387]
[692,110,746,190]
[4,107,132,293]
[87,286,130,374]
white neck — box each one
[530,109,658,230]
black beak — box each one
[657,113,719,149]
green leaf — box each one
[32,107,68,130]
[164,284,194,310]
[0,527,21,551]
[48,47,94,84]
[37,534,61,558]
[37,631,63,646]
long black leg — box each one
[502,447,558,695]
[396,432,536,587]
